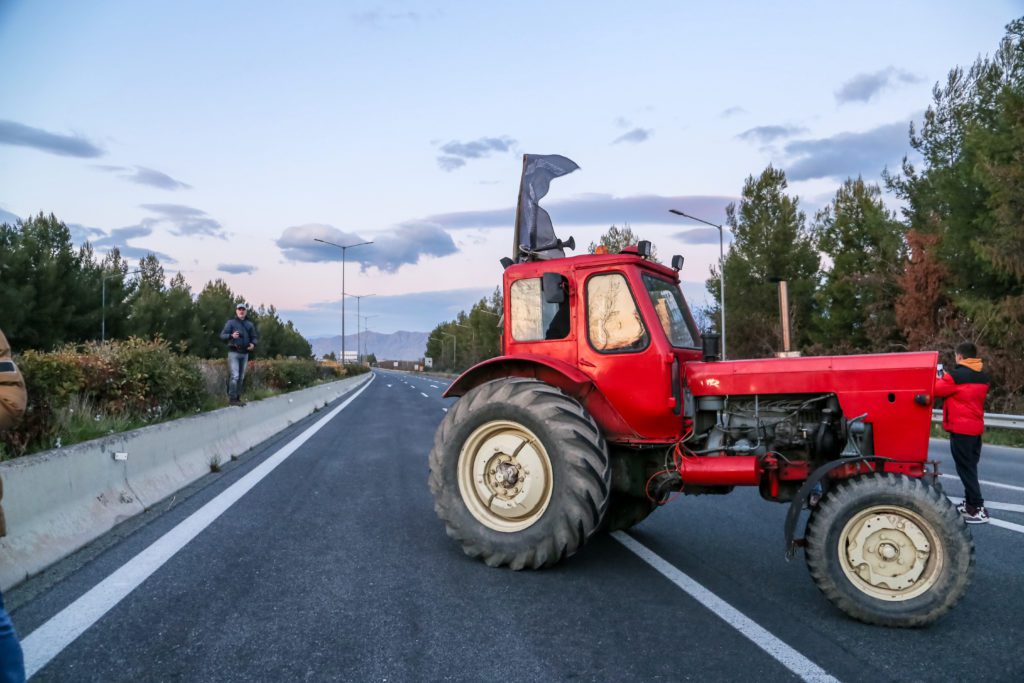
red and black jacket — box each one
[935,361,990,436]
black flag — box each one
[513,154,579,261]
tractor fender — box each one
[783,456,894,559]
[444,354,638,441]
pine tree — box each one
[708,166,819,359]
[812,177,906,352]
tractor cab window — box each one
[510,276,570,342]
[642,274,699,348]
[587,272,649,353]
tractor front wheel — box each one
[429,378,610,569]
[805,473,974,627]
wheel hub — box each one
[840,507,941,601]
[457,420,553,533]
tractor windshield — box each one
[642,274,699,348]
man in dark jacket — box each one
[219,303,259,406]
[935,341,990,524]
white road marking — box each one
[430,385,439,389]
[948,496,1024,514]
[442,408,448,412]
[990,519,1024,534]
[612,532,837,683]
[940,474,1024,493]
[20,375,375,678]
[421,392,429,398]
[947,497,1024,534]
[386,384,392,388]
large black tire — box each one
[428,378,610,570]
[805,473,974,627]
[603,493,657,532]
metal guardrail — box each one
[932,409,1024,431]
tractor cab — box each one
[496,242,703,442]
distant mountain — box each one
[309,330,429,362]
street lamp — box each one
[359,314,377,361]
[669,209,727,360]
[101,269,141,342]
[455,322,475,363]
[314,238,374,364]
[345,293,375,362]
[441,331,457,368]
[427,334,446,369]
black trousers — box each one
[949,432,984,507]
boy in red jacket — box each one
[935,341,991,524]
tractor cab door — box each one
[577,269,680,441]
[506,272,577,367]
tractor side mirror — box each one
[542,272,565,304]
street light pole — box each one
[669,209,727,360]
[455,322,475,363]
[441,331,457,368]
[314,238,373,364]
[359,314,377,361]
[345,293,375,362]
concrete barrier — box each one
[0,374,370,590]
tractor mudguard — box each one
[444,354,639,441]
[783,456,895,559]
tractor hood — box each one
[685,351,940,459]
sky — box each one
[1,1,1020,338]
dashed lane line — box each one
[612,532,838,683]
[421,392,429,398]
[19,376,376,678]
[940,474,1024,493]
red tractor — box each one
[428,156,972,627]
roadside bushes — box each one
[0,338,342,459]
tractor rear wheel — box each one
[805,473,974,627]
[429,378,610,569]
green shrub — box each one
[1,342,346,459]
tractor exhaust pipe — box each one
[702,333,720,362]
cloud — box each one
[835,67,923,104]
[139,203,225,238]
[424,193,736,230]
[720,106,746,118]
[95,165,191,190]
[288,287,493,337]
[0,119,104,158]
[437,156,465,171]
[67,222,108,245]
[612,128,652,145]
[276,222,457,273]
[91,223,176,263]
[783,120,912,181]
[436,136,516,171]
[737,124,807,144]
[218,263,257,274]
[351,8,440,28]
[673,227,733,245]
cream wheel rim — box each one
[838,505,943,601]
[457,420,553,532]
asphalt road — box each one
[8,369,1023,682]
